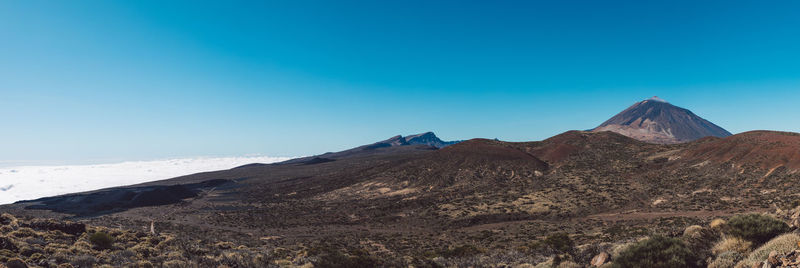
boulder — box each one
[590,252,609,267]
[767,251,780,265]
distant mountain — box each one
[404,132,461,148]
[592,96,732,144]
[278,132,460,165]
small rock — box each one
[591,252,609,267]
[768,251,780,265]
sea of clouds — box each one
[0,156,293,205]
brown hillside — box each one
[680,131,800,172]
[6,130,800,266]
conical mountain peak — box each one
[592,98,731,144]
[647,96,668,103]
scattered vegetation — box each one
[723,214,789,244]
[710,218,726,230]
[612,235,702,268]
[712,237,752,255]
[708,251,744,268]
[737,233,800,268]
[543,232,575,254]
[440,244,484,258]
[0,214,295,267]
[88,232,113,250]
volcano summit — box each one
[592,96,732,144]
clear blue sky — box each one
[1,0,799,165]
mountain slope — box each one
[6,130,800,266]
[592,97,732,144]
[279,131,459,165]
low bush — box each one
[712,237,751,255]
[543,232,575,254]
[10,228,36,238]
[682,225,717,260]
[710,219,726,230]
[736,233,800,268]
[723,214,789,244]
[708,251,743,268]
[0,214,17,226]
[441,244,483,258]
[312,247,382,268]
[612,235,702,268]
[0,236,17,251]
[89,232,114,250]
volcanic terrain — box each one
[4,129,800,266]
[593,97,732,144]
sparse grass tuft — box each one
[709,251,743,268]
[712,237,752,255]
[710,219,726,230]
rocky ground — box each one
[4,130,800,267]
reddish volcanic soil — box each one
[680,131,800,171]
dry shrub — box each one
[708,251,743,268]
[130,242,157,258]
[26,252,46,264]
[609,238,645,259]
[10,228,36,238]
[43,243,70,254]
[89,232,114,250]
[71,254,97,267]
[724,214,789,244]
[533,258,553,268]
[214,241,235,250]
[5,258,28,268]
[611,235,702,268]
[683,225,704,237]
[682,225,717,261]
[135,260,155,268]
[70,240,94,254]
[0,236,17,251]
[114,232,138,244]
[710,219,726,229]
[735,233,800,268]
[0,214,18,227]
[712,237,752,255]
[0,249,19,262]
[163,259,190,268]
[557,260,582,268]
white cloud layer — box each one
[0,156,293,205]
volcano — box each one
[592,96,732,144]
